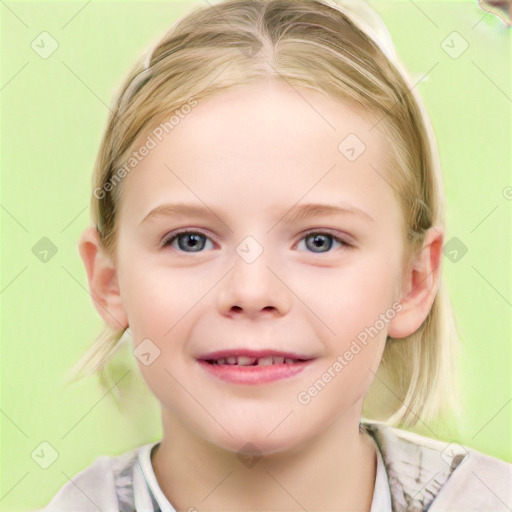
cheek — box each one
[291,255,400,334]
[117,257,200,334]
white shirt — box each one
[133,439,392,511]
[42,420,492,511]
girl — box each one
[40,0,511,510]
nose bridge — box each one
[218,235,290,316]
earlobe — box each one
[387,227,444,339]
[77,225,128,330]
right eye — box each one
[161,230,215,253]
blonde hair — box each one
[69,0,461,428]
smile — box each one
[196,350,316,385]
[205,355,307,365]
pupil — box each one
[308,234,331,252]
[179,233,204,251]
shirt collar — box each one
[370,438,393,512]
[361,420,468,512]
[138,421,467,512]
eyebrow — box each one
[139,201,375,226]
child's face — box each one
[115,80,407,454]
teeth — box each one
[210,355,303,365]
[237,356,257,366]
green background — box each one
[1,1,511,510]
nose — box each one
[217,245,292,319]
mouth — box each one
[196,350,316,385]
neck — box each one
[152,405,378,511]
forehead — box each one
[118,80,398,224]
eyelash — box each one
[160,229,353,253]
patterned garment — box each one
[110,424,391,512]
[361,422,462,512]
[39,420,511,511]
[111,446,161,512]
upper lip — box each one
[196,349,316,361]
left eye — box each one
[297,232,349,253]
[161,231,214,252]
[161,231,350,253]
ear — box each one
[387,226,443,339]
[77,225,128,330]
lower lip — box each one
[197,360,313,385]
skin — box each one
[79,79,443,511]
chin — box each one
[199,421,306,458]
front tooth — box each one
[258,356,273,366]
[272,356,285,364]
[226,356,237,364]
[217,358,226,365]
[284,358,295,364]
[237,356,257,366]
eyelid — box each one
[298,228,355,247]
[160,227,355,251]
[160,228,217,248]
